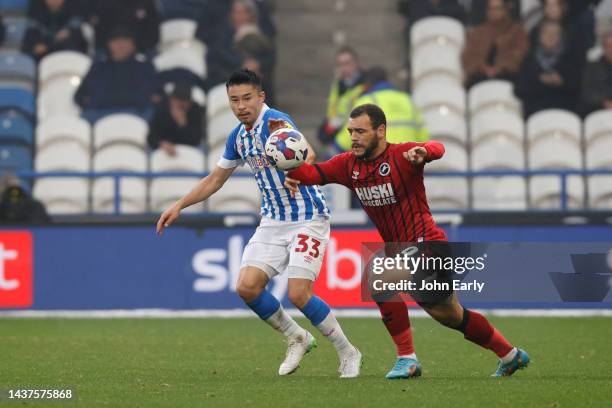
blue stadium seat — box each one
[0,86,35,119]
[0,143,32,172]
[0,52,36,91]
[3,17,27,50]
[0,113,33,145]
[0,0,29,14]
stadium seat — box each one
[33,178,90,214]
[35,143,90,172]
[584,110,612,169]
[207,143,249,173]
[150,145,205,212]
[425,141,467,171]
[150,177,203,213]
[93,114,149,151]
[529,175,585,209]
[38,51,91,91]
[91,145,148,213]
[36,116,91,152]
[468,80,522,118]
[37,78,82,120]
[0,0,29,14]
[0,144,31,171]
[92,144,148,173]
[422,110,467,146]
[0,86,34,119]
[207,82,231,120]
[588,175,612,209]
[207,176,261,212]
[424,176,468,209]
[159,19,206,54]
[471,134,525,170]
[0,113,33,145]
[473,176,527,210]
[410,16,465,52]
[151,145,204,172]
[471,109,524,146]
[412,80,466,116]
[3,17,27,50]
[154,46,206,79]
[527,109,582,170]
[411,43,462,87]
[0,52,36,90]
[207,109,239,149]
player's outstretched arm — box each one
[403,140,445,165]
[156,166,235,235]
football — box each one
[264,128,309,170]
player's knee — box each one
[287,287,310,309]
[236,280,262,303]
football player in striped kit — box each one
[157,69,362,378]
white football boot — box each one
[278,330,317,375]
[338,346,362,378]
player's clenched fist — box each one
[403,146,428,165]
[156,203,181,235]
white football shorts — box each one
[241,216,330,281]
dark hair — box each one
[350,103,386,130]
[363,66,388,86]
[226,68,262,90]
[336,46,359,60]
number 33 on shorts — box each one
[291,233,326,269]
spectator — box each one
[335,66,429,152]
[21,0,87,61]
[319,46,364,146]
[200,0,275,87]
[0,174,50,224]
[398,0,466,26]
[581,31,612,115]
[74,27,161,123]
[467,0,520,26]
[462,0,529,88]
[516,21,581,117]
[529,0,592,60]
[89,0,160,54]
[147,81,204,155]
[242,56,275,105]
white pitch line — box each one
[0,309,611,318]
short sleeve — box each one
[217,127,245,169]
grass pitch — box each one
[1,317,611,407]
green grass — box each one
[1,317,611,407]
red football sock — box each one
[377,300,414,356]
[457,309,513,358]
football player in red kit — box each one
[284,103,530,379]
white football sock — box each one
[265,307,303,338]
[500,347,518,364]
[314,312,352,355]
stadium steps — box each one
[273,0,406,142]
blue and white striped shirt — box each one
[217,104,330,221]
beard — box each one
[355,138,379,160]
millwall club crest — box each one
[379,163,390,176]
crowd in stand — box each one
[0,0,276,150]
[405,0,610,117]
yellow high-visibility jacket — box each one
[336,82,429,151]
